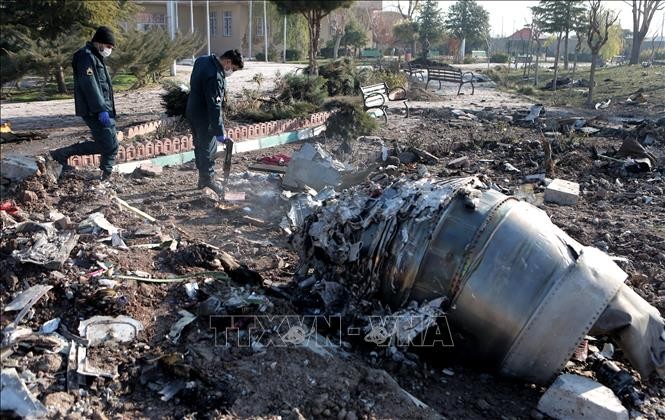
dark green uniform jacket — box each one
[72,42,116,118]
[186,55,226,137]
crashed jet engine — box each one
[293,176,665,384]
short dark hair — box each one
[220,49,244,69]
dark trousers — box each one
[52,116,118,173]
[188,120,217,180]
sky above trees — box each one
[383,0,664,37]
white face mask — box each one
[100,47,112,58]
[224,69,233,77]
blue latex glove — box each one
[98,111,111,127]
[216,135,232,144]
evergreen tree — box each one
[271,0,354,75]
[417,0,444,59]
[444,0,490,57]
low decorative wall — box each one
[67,112,332,167]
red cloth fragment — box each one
[258,154,291,166]
[0,201,18,215]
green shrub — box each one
[490,53,509,63]
[277,74,328,106]
[255,46,278,62]
[108,28,203,87]
[160,80,190,116]
[640,48,665,61]
[517,85,534,95]
[463,56,476,64]
[237,100,318,123]
[323,98,377,140]
[285,49,302,61]
[318,57,358,96]
[360,69,408,90]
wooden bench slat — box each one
[425,66,475,95]
[360,81,410,122]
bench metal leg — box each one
[404,102,410,118]
[457,83,462,95]
[425,78,430,89]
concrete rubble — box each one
[544,178,580,205]
[537,374,628,420]
[282,143,355,191]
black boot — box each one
[198,177,225,196]
[49,149,74,172]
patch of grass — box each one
[112,73,138,91]
[499,65,665,108]
[0,72,138,103]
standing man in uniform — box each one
[50,26,118,181]
[186,49,244,195]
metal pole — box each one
[249,0,253,59]
[206,0,211,56]
[175,0,179,32]
[190,0,194,62]
[168,0,177,76]
[283,15,287,62]
[263,0,268,62]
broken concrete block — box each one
[133,162,163,177]
[0,154,38,182]
[544,178,580,206]
[18,190,38,203]
[282,143,352,191]
[447,156,469,169]
[537,374,628,420]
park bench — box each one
[402,61,426,80]
[471,50,488,62]
[360,82,409,123]
[425,66,475,95]
[361,48,382,59]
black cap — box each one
[92,26,115,46]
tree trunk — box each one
[411,39,417,59]
[55,66,67,94]
[563,30,570,69]
[312,17,321,75]
[333,34,342,59]
[534,42,540,86]
[586,56,597,107]
[552,34,562,91]
[629,33,645,64]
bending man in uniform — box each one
[50,26,118,181]
[186,49,244,195]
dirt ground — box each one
[1,68,664,419]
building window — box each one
[223,11,232,37]
[256,17,264,36]
[136,13,165,31]
[210,11,218,37]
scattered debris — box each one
[0,368,48,418]
[537,374,628,420]
[133,162,163,177]
[595,99,611,110]
[1,154,40,182]
[282,143,355,191]
[544,179,580,206]
[523,104,544,122]
[167,310,197,343]
[78,315,144,346]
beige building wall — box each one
[135,1,251,57]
